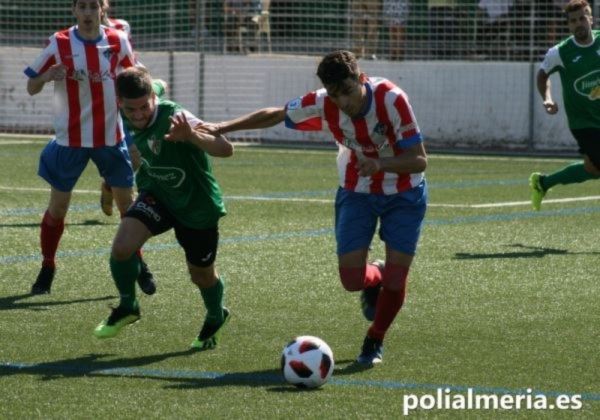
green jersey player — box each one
[94,67,234,350]
[530,0,600,210]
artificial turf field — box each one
[0,137,598,418]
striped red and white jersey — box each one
[285,77,424,195]
[106,18,131,39]
[24,25,136,148]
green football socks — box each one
[110,254,140,310]
[200,277,225,324]
[541,162,599,191]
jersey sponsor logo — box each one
[69,68,113,83]
[572,55,582,63]
[134,201,161,222]
[140,158,187,188]
[341,137,390,153]
[574,70,600,100]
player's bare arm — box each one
[356,142,427,177]
[165,113,233,157]
[200,107,286,135]
[536,69,559,115]
[128,144,142,171]
[26,63,67,95]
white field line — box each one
[2,185,600,209]
[0,137,576,163]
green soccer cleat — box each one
[190,307,230,350]
[94,305,140,339]
[529,172,547,211]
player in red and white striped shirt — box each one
[23,0,154,295]
[200,50,428,366]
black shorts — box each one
[125,191,219,267]
[571,128,600,170]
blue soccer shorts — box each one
[334,183,427,256]
[38,139,134,192]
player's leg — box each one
[93,142,157,295]
[100,179,113,216]
[94,191,170,338]
[32,140,88,294]
[335,188,382,293]
[174,224,229,350]
[356,187,427,366]
[530,129,600,210]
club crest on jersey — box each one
[147,135,162,155]
[374,122,389,136]
[102,47,115,61]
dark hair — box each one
[116,67,153,99]
[564,0,591,14]
[73,0,108,6]
[316,50,360,88]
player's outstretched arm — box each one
[198,107,286,135]
[165,113,233,157]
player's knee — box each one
[190,269,217,288]
[111,238,136,261]
[338,265,366,291]
[382,263,409,293]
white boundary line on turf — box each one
[2,185,600,209]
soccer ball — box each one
[280,335,334,388]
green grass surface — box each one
[0,138,598,418]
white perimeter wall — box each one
[2,49,571,151]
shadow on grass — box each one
[0,220,113,228]
[0,354,366,391]
[454,243,600,260]
[0,293,115,311]
[0,352,289,390]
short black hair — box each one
[116,67,153,99]
[316,50,360,88]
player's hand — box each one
[42,63,67,83]
[128,144,142,170]
[356,158,381,177]
[543,100,558,115]
[195,122,222,135]
[165,113,193,142]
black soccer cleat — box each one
[356,336,384,366]
[137,259,156,296]
[31,266,55,295]
[360,260,384,321]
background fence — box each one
[2,0,599,152]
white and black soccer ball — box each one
[280,335,334,388]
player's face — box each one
[119,94,157,129]
[325,76,367,118]
[73,0,104,38]
[567,7,593,43]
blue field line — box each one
[2,205,600,265]
[1,361,599,400]
[0,228,333,265]
[0,204,100,217]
